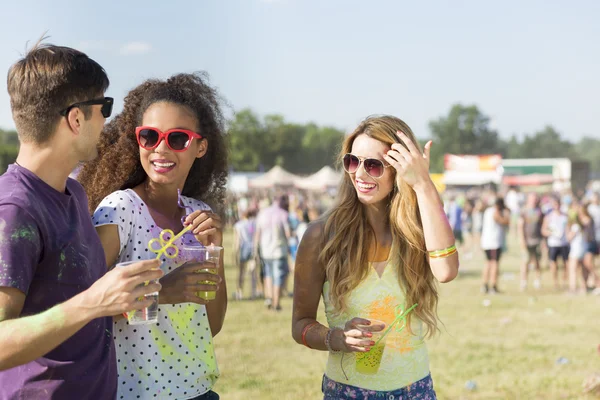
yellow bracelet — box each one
[429,247,457,259]
[428,244,456,258]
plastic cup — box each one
[355,319,387,375]
[182,245,222,301]
[118,261,159,325]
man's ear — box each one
[66,107,82,136]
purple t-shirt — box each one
[0,164,116,399]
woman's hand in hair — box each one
[330,318,379,353]
[184,210,223,247]
[383,131,432,190]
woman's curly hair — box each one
[78,72,228,215]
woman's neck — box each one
[364,202,392,247]
[136,180,182,221]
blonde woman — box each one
[292,116,458,399]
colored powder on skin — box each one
[36,307,67,331]
[9,306,67,341]
[0,307,8,322]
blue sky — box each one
[0,0,599,141]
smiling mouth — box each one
[150,160,176,172]
[356,180,376,192]
[152,161,175,168]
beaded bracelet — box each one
[325,328,341,353]
[428,244,457,259]
[301,322,319,348]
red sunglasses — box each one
[135,126,203,152]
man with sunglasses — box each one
[0,42,162,399]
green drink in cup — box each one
[355,319,387,375]
[182,244,222,301]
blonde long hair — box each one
[320,115,439,337]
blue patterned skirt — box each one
[322,373,436,399]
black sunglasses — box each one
[59,97,114,118]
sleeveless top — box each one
[322,247,430,391]
[480,207,506,250]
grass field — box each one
[211,228,600,400]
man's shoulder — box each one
[0,170,38,211]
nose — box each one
[354,160,370,180]
[154,137,170,153]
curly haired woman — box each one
[292,115,458,399]
[79,72,228,400]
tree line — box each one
[1,104,598,175]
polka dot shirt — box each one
[92,189,219,400]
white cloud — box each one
[119,41,152,56]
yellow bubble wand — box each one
[148,225,194,260]
[148,188,196,259]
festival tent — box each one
[248,165,300,189]
[294,166,342,191]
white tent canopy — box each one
[248,165,300,188]
[294,166,342,191]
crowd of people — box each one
[444,186,600,296]
[227,190,332,309]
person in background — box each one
[567,202,586,294]
[461,199,474,259]
[233,208,259,300]
[587,193,600,268]
[505,186,521,233]
[480,197,510,294]
[579,203,599,293]
[471,199,485,250]
[255,194,291,311]
[542,197,570,290]
[518,193,544,291]
[446,195,463,248]
[295,208,311,245]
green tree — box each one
[428,104,501,173]
[227,110,344,174]
[517,126,574,159]
[262,115,307,173]
[0,129,19,173]
[301,124,344,173]
[227,109,268,172]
